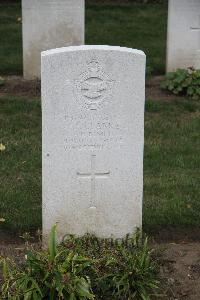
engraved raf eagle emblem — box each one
[74,60,113,110]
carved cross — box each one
[77,155,110,208]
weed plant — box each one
[161,68,200,100]
[0,226,159,299]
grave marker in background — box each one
[42,45,146,241]
[167,0,200,72]
[22,0,85,79]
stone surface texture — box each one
[42,45,146,241]
[22,0,84,79]
[194,50,200,69]
[167,0,200,72]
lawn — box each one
[1,96,199,232]
[0,2,167,75]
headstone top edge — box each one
[41,45,146,57]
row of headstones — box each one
[22,0,199,242]
[24,0,145,243]
[22,0,200,80]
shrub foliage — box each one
[0,226,159,299]
[161,68,200,100]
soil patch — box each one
[149,228,200,244]
[146,75,184,101]
[160,242,200,300]
[0,76,40,98]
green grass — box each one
[144,100,200,230]
[0,2,167,75]
[86,4,167,74]
[0,3,22,75]
[0,96,199,232]
[0,97,41,231]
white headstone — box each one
[42,45,146,242]
[167,0,200,72]
[22,0,85,79]
[194,50,200,69]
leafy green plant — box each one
[62,231,160,300]
[0,225,94,300]
[0,228,160,299]
[97,238,159,299]
[161,68,200,100]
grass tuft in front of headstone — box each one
[0,227,160,300]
